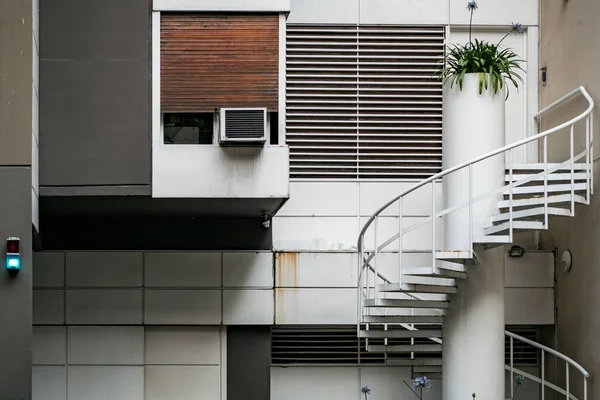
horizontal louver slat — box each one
[286,25,444,179]
[505,327,540,366]
[161,14,279,113]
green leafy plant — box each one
[440,1,525,96]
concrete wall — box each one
[0,0,36,398]
[39,0,151,188]
[540,0,600,397]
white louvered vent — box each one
[219,108,267,145]
[286,25,445,179]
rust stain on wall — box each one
[275,252,299,288]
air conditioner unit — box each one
[219,108,267,145]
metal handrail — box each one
[506,331,589,400]
[356,87,594,399]
[357,86,594,250]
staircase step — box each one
[502,182,587,195]
[505,172,588,182]
[359,330,442,339]
[412,371,442,379]
[363,315,445,324]
[498,193,587,209]
[508,163,588,171]
[412,365,443,372]
[490,206,572,222]
[387,358,442,366]
[379,283,458,295]
[364,299,449,309]
[368,344,442,353]
[435,250,472,262]
[401,275,457,287]
[483,220,545,236]
[473,235,511,244]
[404,267,467,280]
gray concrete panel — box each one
[40,59,150,186]
[0,167,33,399]
[39,0,149,61]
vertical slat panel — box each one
[161,14,279,112]
[287,25,444,179]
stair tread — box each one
[473,235,511,244]
[403,267,467,280]
[490,206,571,222]
[498,193,587,209]
[368,344,442,353]
[379,283,458,294]
[483,220,545,235]
[505,172,588,181]
[386,358,442,366]
[364,299,449,309]
[503,182,587,195]
[508,163,588,170]
[363,315,445,324]
[359,330,441,339]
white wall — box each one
[32,326,226,400]
[288,0,538,25]
[153,146,290,199]
[271,366,442,400]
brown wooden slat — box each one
[161,14,279,112]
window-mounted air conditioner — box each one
[219,108,267,146]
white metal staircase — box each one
[357,87,593,399]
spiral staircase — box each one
[357,87,593,400]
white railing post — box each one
[432,182,437,274]
[586,116,591,204]
[469,164,473,257]
[374,217,379,302]
[509,149,514,241]
[591,112,594,195]
[399,198,403,286]
[566,363,570,400]
[510,336,514,399]
[571,124,576,216]
[541,350,545,400]
[544,136,549,228]
[357,238,362,335]
[584,376,588,400]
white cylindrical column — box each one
[442,247,506,400]
[442,74,506,400]
[442,74,506,250]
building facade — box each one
[0,0,596,399]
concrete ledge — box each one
[154,0,291,12]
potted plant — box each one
[440,1,526,250]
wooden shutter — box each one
[287,25,444,179]
[161,14,279,113]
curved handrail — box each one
[506,331,589,400]
[357,86,594,251]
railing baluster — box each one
[357,236,362,335]
[509,149,514,241]
[566,363,570,400]
[432,182,437,274]
[374,217,379,302]
[586,116,591,204]
[541,351,545,400]
[399,198,403,286]
[591,112,594,196]
[571,124,575,216]
[469,164,473,258]
[584,376,588,400]
[544,136,549,228]
[510,336,514,399]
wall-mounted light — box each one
[508,245,525,258]
[561,250,572,273]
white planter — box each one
[442,73,506,250]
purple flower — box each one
[466,1,478,11]
[511,22,524,34]
[412,376,432,392]
[361,386,372,395]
